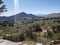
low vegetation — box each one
[0,17,60,45]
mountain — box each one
[0,12,38,21]
[9,12,38,20]
[0,12,60,21]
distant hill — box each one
[37,14,46,16]
[0,16,12,21]
[43,13,60,18]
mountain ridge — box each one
[0,12,60,21]
[0,12,38,21]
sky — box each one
[0,0,60,16]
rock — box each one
[36,43,42,45]
[0,39,22,45]
[0,39,43,45]
[23,43,28,45]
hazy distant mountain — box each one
[43,13,60,18]
[37,14,46,16]
[0,16,12,21]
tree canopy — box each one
[0,0,7,14]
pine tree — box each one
[0,0,7,14]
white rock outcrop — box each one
[0,39,22,45]
[0,39,42,45]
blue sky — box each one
[1,0,60,16]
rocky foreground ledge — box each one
[0,39,42,45]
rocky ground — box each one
[0,39,21,45]
[0,39,42,45]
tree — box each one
[0,0,7,14]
